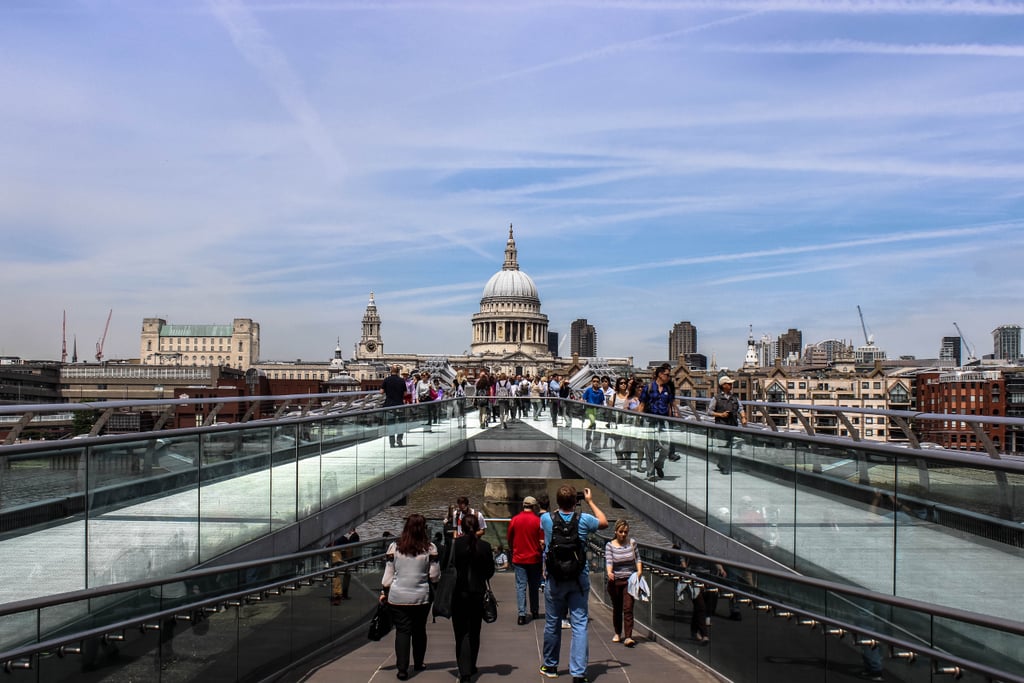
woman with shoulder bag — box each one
[451,513,495,682]
[381,514,440,680]
[451,371,469,428]
[605,519,642,647]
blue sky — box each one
[3,0,1023,370]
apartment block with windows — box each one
[570,318,597,357]
[915,370,1007,452]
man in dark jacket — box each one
[450,514,495,682]
[382,365,407,447]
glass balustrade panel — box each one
[893,457,1024,623]
[270,425,298,530]
[932,616,1024,679]
[199,429,270,563]
[0,444,89,606]
[791,442,897,596]
[297,422,324,519]
[676,419,710,520]
[321,415,355,506]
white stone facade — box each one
[140,318,260,370]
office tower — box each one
[777,328,803,364]
[570,318,597,357]
[669,321,697,360]
[548,331,559,356]
[940,336,962,366]
[993,325,1022,360]
[757,334,776,368]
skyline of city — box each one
[7,304,1023,371]
[3,2,1023,368]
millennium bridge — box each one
[0,395,1021,682]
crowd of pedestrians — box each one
[384,366,597,435]
[368,473,808,682]
[381,363,749,488]
[375,483,658,682]
[553,365,748,485]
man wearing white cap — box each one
[507,495,544,624]
[708,375,746,474]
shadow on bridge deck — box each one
[298,571,721,683]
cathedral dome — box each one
[482,269,539,302]
[479,224,540,304]
[471,225,550,359]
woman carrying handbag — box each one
[380,514,440,680]
[450,513,495,682]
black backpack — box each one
[546,511,583,581]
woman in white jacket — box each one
[381,514,440,679]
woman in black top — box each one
[450,513,495,682]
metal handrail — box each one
[0,535,387,619]
[2,391,1020,429]
[4,390,1024,456]
[0,390,379,416]
[0,541,389,665]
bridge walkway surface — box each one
[298,570,720,683]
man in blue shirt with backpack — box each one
[540,485,609,683]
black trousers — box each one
[389,603,431,673]
[451,590,485,678]
[689,586,721,639]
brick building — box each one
[915,370,1007,452]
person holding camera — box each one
[540,486,608,683]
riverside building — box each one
[139,318,260,370]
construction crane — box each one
[61,311,68,364]
[856,305,874,345]
[95,309,112,362]
[953,322,977,363]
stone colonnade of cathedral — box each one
[472,319,545,344]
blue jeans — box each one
[514,562,542,617]
[862,643,883,674]
[543,573,591,677]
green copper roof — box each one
[159,324,234,337]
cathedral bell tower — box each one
[743,324,760,368]
[357,292,384,359]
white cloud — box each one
[716,39,1024,58]
[206,0,346,180]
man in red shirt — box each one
[507,495,544,624]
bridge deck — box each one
[2,413,1022,624]
[299,570,720,683]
